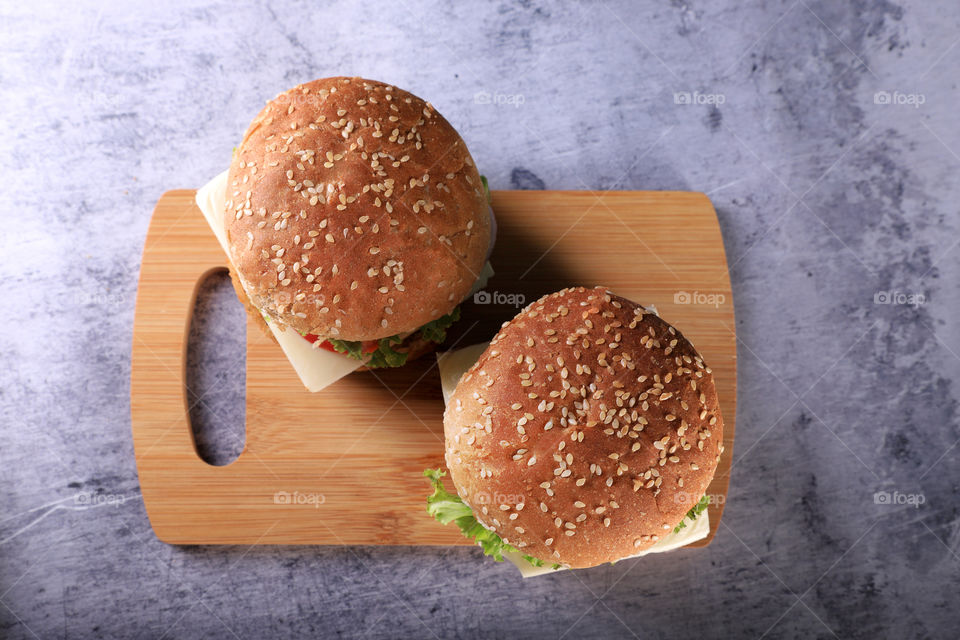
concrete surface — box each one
[1,0,958,638]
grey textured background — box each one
[2,0,959,638]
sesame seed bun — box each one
[224,77,491,342]
[443,287,724,569]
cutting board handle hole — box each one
[186,268,247,467]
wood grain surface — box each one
[131,189,736,547]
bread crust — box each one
[227,265,276,343]
[443,287,724,568]
[225,77,490,342]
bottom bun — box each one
[228,266,276,343]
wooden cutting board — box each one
[131,189,736,548]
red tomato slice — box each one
[302,333,336,352]
[302,334,379,354]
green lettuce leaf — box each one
[418,307,461,344]
[325,336,408,369]
[673,494,710,534]
[480,175,492,205]
[324,337,364,360]
[365,336,408,368]
[424,469,553,567]
[322,307,461,369]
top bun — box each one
[224,77,491,341]
[443,287,724,568]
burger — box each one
[195,77,494,391]
[425,287,724,574]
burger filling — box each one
[298,307,462,369]
[423,468,711,568]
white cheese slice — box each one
[436,342,711,578]
[468,260,495,299]
[260,314,370,393]
[436,343,489,405]
[195,170,233,257]
[195,171,366,392]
